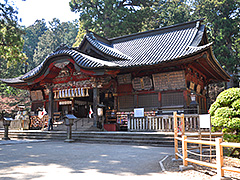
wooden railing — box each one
[128,114,199,131]
[172,112,240,179]
[179,135,240,178]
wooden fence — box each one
[173,112,240,179]
[178,136,240,179]
[128,114,199,131]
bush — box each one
[209,88,240,143]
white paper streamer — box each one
[78,88,81,97]
[81,88,84,96]
[68,89,71,97]
[71,89,74,97]
[59,90,62,98]
[65,89,68,97]
[75,88,77,96]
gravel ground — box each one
[162,155,240,180]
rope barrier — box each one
[186,149,216,158]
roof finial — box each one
[196,21,200,29]
[89,32,97,40]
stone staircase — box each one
[0,130,175,147]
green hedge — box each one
[209,88,240,142]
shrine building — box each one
[1,19,230,130]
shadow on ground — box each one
[0,141,173,179]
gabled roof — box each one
[1,19,230,86]
[81,19,212,67]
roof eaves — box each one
[0,76,24,84]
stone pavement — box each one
[0,139,186,180]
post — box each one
[174,112,178,159]
[93,86,99,127]
[2,118,13,140]
[66,125,72,140]
[64,115,76,143]
[3,123,10,140]
[137,118,139,130]
[48,86,54,118]
[181,114,185,135]
[179,135,193,171]
[182,135,188,166]
[198,130,203,161]
[143,117,145,130]
[216,138,224,178]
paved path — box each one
[0,140,185,179]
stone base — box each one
[179,165,194,171]
[64,139,75,143]
[2,137,11,140]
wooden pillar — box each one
[48,87,54,119]
[174,112,178,159]
[216,138,224,178]
[71,98,75,115]
[182,135,188,166]
[93,86,99,127]
[181,114,185,135]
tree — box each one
[73,22,85,47]
[23,19,48,70]
[191,0,240,74]
[0,1,27,96]
[157,0,193,28]
[33,18,78,67]
[209,88,240,142]
[0,1,27,67]
[69,0,159,38]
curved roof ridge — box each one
[86,33,132,60]
[10,48,121,82]
[110,18,205,42]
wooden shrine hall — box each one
[1,19,230,131]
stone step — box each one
[0,130,175,147]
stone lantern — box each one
[63,114,77,142]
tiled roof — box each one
[1,19,216,84]
[111,24,209,67]
[84,20,210,67]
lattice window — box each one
[118,95,134,110]
[162,92,184,106]
[138,94,159,108]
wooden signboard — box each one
[197,84,201,94]
[30,90,43,101]
[132,76,152,91]
[190,82,195,90]
[152,71,185,91]
[117,73,132,84]
[132,77,142,90]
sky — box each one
[10,0,79,27]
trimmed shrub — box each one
[209,88,240,142]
